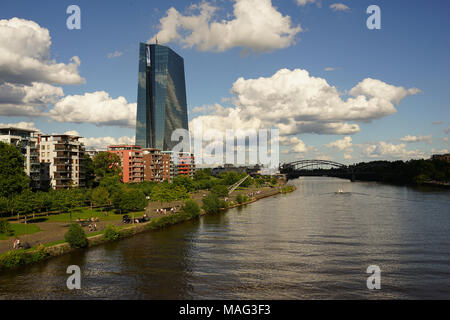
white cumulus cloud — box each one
[48,91,136,127]
[279,136,309,154]
[362,141,424,160]
[191,68,419,136]
[326,136,353,151]
[296,0,317,6]
[326,136,353,159]
[0,18,84,86]
[0,18,84,117]
[400,135,432,144]
[107,51,123,59]
[329,3,350,11]
[149,0,302,53]
[0,121,38,131]
[81,136,135,150]
[0,82,63,116]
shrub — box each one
[182,199,201,219]
[0,250,24,269]
[103,224,120,241]
[146,212,191,230]
[0,219,12,235]
[0,245,49,271]
[281,185,295,193]
[64,223,88,248]
[29,244,48,262]
[236,194,248,204]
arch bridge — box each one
[281,160,348,171]
[280,160,353,180]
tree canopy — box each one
[0,142,29,197]
[93,152,121,178]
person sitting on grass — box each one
[13,238,21,250]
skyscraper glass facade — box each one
[135,43,189,151]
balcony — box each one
[55,152,71,159]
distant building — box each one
[39,134,86,189]
[431,153,450,162]
[85,149,104,159]
[0,127,41,189]
[142,148,171,182]
[210,164,261,176]
[135,43,189,150]
[107,145,144,183]
[162,151,196,180]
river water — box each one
[1,177,449,299]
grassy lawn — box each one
[0,223,41,240]
[30,208,124,223]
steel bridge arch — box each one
[281,159,347,171]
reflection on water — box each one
[1,177,449,299]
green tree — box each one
[202,193,226,214]
[93,152,121,178]
[210,184,229,197]
[0,197,9,217]
[182,199,201,218]
[240,175,252,188]
[172,175,195,192]
[172,185,189,200]
[194,168,211,181]
[64,223,88,248]
[113,188,147,213]
[91,187,110,209]
[220,171,241,185]
[151,183,176,205]
[83,154,96,188]
[0,142,30,197]
[236,194,248,204]
[13,190,35,220]
[99,175,122,196]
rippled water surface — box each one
[1,177,449,299]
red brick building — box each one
[142,148,171,182]
[107,145,144,183]
[107,146,195,184]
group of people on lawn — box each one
[156,206,179,215]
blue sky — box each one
[0,0,449,165]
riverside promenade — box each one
[0,184,289,255]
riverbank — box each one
[0,184,296,272]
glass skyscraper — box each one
[135,43,189,150]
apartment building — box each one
[142,148,171,182]
[0,127,41,189]
[107,145,144,183]
[39,134,86,189]
[162,151,196,181]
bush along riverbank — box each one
[0,185,296,272]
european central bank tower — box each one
[135,43,189,150]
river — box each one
[1,177,449,299]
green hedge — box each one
[281,185,295,193]
[0,244,48,271]
[103,224,120,241]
